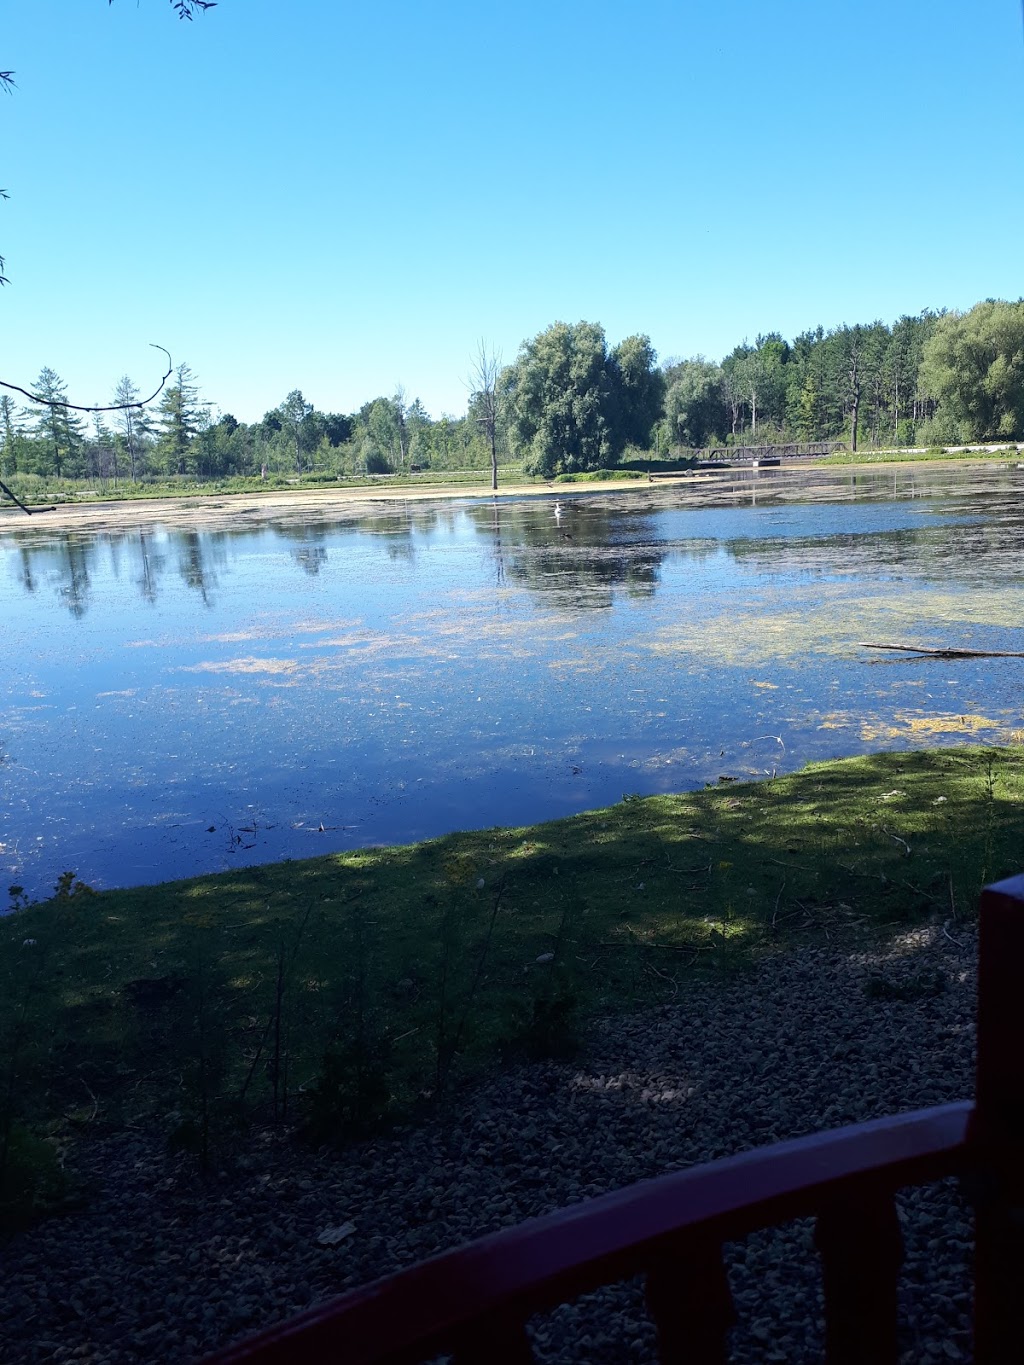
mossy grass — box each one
[2,746,1020,1195]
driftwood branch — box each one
[0,345,173,412]
[859,642,1024,660]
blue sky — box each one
[2,1,1022,423]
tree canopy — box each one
[919,301,1024,444]
[502,322,662,477]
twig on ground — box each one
[880,827,911,856]
[642,961,679,998]
[771,877,787,931]
[79,1076,99,1123]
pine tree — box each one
[0,394,20,476]
[112,375,152,482]
[155,363,204,476]
[29,368,85,478]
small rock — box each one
[317,1222,356,1246]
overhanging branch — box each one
[0,345,173,412]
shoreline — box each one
[0,454,1015,534]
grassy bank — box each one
[2,746,1021,1220]
[815,444,1024,466]
[4,443,1022,513]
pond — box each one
[2,464,1023,899]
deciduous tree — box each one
[502,321,661,477]
[920,300,1024,443]
[606,334,664,453]
[663,359,725,449]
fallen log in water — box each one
[858,641,1024,659]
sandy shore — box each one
[0,457,1014,535]
[0,479,625,534]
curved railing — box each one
[204,876,1024,1365]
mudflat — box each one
[0,480,573,534]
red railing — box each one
[204,875,1024,1365]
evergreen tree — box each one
[112,375,153,482]
[28,368,84,478]
[0,394,21,476]
[89,411,115,480]
[155,363,204,475]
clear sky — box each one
[2,1,1022,424]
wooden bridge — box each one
[695,440,847,466]
[205,874,1024,1365]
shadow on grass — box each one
[1,744,1018,1211]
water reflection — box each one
[465,500,665,609]
[2,464,1024,898]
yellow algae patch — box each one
[860,712,1005,743]
[177,656,300,675]
[646,612,823,666]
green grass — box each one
[814,446,1023,466]
[1,745,1020,1194]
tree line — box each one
[2,298,1022,486]
[664,300,1024,456]
[0,367,503,486]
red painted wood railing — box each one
[204,875,1024,1365]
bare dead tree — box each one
[469,340,502,492]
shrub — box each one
[0,1125,68,1233]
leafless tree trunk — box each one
[470,341,502,491]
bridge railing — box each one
[691,441,848,463]
[203,875,1024,1365]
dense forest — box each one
[1,298,1022,486]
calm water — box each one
[3,465,1024,898]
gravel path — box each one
[0,922,977,1363]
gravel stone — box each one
[0,922,980,1362]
